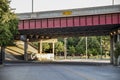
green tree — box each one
[87,37,100,56]
[57,36,110,59]
[76,37,101,58]
[42,43,50,53]
[0,0,18,63]
[101,36,110,57]
[68,46,76,56]
[67,37,79,47]
[75,37,85,55]
[55,41,64,55]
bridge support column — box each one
[38,42,40,53]
[38,40,42,54]
[117,34,120,42]
[116,34,120,65]
[20,35,28,61]
[113,34,117,65]
[110,35,114,64]
[52,42,55,60]
[24,41,28,61]
[64,38,67,59]
[111,33,120,65]
[52,42,55,55]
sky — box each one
[10,0,120,13]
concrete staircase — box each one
[5,41,38,61]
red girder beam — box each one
[18,13,120,30]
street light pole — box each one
[85,37,88,59]
[32,0,33,13]
[64,38,67,59]
[100,36,103,59]
[112,0,114,5]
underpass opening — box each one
[1,5,120,65]
[4,25,120,65]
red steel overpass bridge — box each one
[1,5,120,65]
[16,5,120,65]
[13,5,120,64]
[16,5,120,40]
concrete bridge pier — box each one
[21,35,28,61]
[24,40,28,61]
[52,42,55,57]
[38,40,42,54]
[110,35,114,64]
[110,31,120,65]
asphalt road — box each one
[0,63,120,80]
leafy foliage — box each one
[87,37,100,56]
[55,41,64,54]
[0,0,18,46]
[42,43,50,53]
[75,37,85,54]
[68,46,76,56]
[67,36,110,56]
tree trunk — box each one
[0,46,5,64]
[0,47,2,64]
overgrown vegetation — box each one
[34,36,110,59]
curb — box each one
[0,64,4,67]
[5,61,110,66]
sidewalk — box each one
[4,59,111,66]
[55,59,110,63]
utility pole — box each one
[32,0,34,13]
[112,0,114,5]
[64,38,67,59]
[100,36,103,59]
[85,37,88,59]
